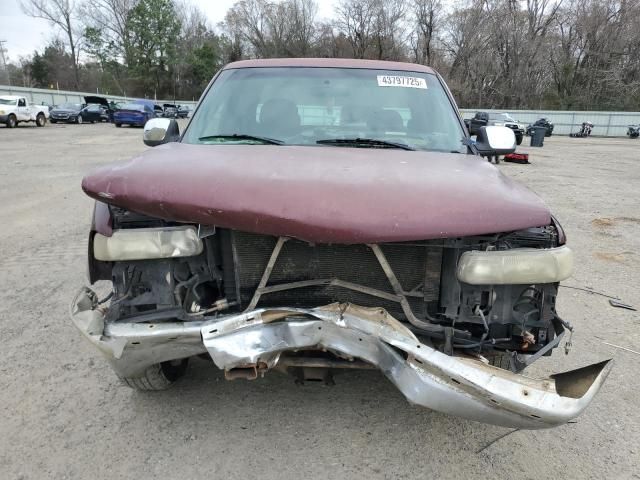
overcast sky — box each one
[1,0,338,62]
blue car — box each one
[113,101,155,127]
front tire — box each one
[36,113,46,127]
[516,135,523,145]
[7,114,17,128]
[77,115,83,124]
[115,123,122,128]
[119,359,189,391]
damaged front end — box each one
[71,201,611,429]
[72,289,610,429]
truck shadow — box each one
[126,357,513,456]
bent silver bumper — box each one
[71,288,611,429]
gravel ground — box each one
[0,122,639,479]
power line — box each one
[0,40,10,86]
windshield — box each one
[0,98,16,105]
[58,103,81,110]
[183,67,466,152]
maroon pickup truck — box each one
[71,58,609,429]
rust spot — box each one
[225,364,259,380]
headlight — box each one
[93,226,203,261]
[0,110,4,115]
[457,246,574,285]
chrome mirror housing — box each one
[143,118,180,147]
[475,126,516,156]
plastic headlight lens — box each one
[457,246,574,285]
[94,226,203,261]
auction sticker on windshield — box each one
[377,75,427,89]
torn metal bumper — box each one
[70,288,207,377]
[71,288,611,429]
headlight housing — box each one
[457,246,574,285]
[93,226,203,261]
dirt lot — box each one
[0,122,639,479]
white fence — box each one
[0,85,198,109]
[460,109,640,137]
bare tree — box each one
[372,0,408,60]
[80,0,136,65]
[286,0,318,55]
[224,0,272,57]
[410,0,442,65]
[21,0,82,89]
[334,0,378,58]
[224,0,319,57]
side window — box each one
[18,98,26,107]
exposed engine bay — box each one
[93,205,568,371]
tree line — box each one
[5,0,640,109]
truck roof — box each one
[0,95,23,100]
[223,58,437,75]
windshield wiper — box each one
[316,138,415,151]
[198,134,283,145]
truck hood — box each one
[82,143,551,243]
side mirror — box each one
[143,118,180,147]
[475,126,516,156]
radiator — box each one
[221,230,443,321]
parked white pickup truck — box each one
[0,95,49,128]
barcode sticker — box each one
[377,75,428,89]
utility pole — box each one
[0,40,10,86]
